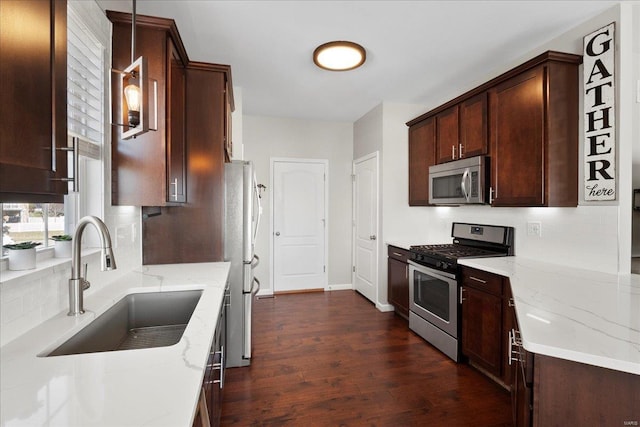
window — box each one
[1,203,65,247]
[1,1,107,256]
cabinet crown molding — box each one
[406,50,582,127]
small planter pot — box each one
[7,248,37,271]
[54,240,72,258]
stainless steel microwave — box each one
[428,156,489,205]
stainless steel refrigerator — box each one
[224,160,261,367]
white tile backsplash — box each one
[0,206,141,347]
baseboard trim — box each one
[325,283,353,291]
[274,288,324,295]
[376,303,395,312]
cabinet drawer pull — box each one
[392,252,404,257]
[509,329,523,364]
[508,298,515,307]
[212,345,225,389]
[469,276,487,284]
[171,178,179,200]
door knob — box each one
[369,235,376,240]
[275,231,280,236]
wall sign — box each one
[583,23,616,201]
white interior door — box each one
[353,153,379,303]
[272,159,327,292]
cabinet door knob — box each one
[369,235,377,240]
[275,231,280,236]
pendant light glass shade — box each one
[123,83,141,126]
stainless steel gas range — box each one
[408,222,514,361]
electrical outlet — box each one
[527,221,542,237]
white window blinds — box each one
[67,6,104,150]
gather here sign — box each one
[583,23,616,201]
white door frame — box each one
[352,151,380,305]
[269,157,329,294]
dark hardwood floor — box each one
[221,290,512,426]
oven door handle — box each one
[407,260,457,281]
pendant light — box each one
[116,0,156,139]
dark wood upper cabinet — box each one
[435,106,460,163]
[490,68,545,206]
[142,63,231,265]
[490,56,579,207]
[167,40,186,203]
[435,94,488,164]
[459,92,488,158]
[108,11,189,206]
[408,117,436,206]
[0,0,68,203]
[408,51,580,208]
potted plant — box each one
[3,241,41,270]
[51,234,73,258]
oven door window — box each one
[413,269,450,322]
[432,173,463,200]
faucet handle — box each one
[81,263,90,290]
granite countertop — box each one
[458,257,640,375]
[0,262,230,427]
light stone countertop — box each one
[458,257,640,375]
[0,262,230,427]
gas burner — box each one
[410,244,503,260]
[408,223,514,273]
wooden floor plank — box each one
[221,290,511,426]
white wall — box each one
[353,104,383,159]
[354,103,427,309]
[632,3,640,257]
[355,4,635,283]
[243,115,354,293]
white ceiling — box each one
[96,0,616,122]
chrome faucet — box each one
[68,216,117,316]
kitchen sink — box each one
[44,290,203,356]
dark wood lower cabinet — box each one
[462,286,502,377]
[533,355,640,426]
[461,268,639,426]
[460,267,505,380]
[387,246,409,319]
[194,285,228,427]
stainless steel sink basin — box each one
[45,290,203,356]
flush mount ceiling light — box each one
[313,41,366,71]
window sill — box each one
[0,248,101,287]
